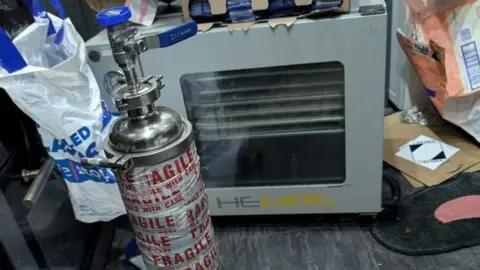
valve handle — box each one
[97,6,131,27]
[158,21,198,48]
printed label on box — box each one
[396,135,460,170]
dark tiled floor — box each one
[108,173,480,270]
[210,170,480,270]
[109,214,480,270]
[213,214,480,270]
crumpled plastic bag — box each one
[0,0,125,222]
[398,0,480,142]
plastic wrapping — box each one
[0,0,125,223]
[400,105,444,126]
[115,142,219,270]
[399,0,480,142]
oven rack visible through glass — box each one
[180,61,347,187]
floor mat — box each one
[371,172,480,255]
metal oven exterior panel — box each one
[87,11,387,215]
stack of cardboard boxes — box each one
[182,0,350,31]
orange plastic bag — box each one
[398,0,480,141]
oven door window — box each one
[180,62,345,188]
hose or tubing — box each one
[382,169,402,208]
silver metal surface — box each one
[107,24,140,94]
[87,11,387,216]
[195,104,344,120]
[21,169,39,183]
[123,66,140,93]
[109,106,184,153]
[104,70,126,95]
[185,62,345,138]
[196,115,343,129]
[115,76,163,111]
[92,18,195,168]
[105,118,194,167]
[96,16,217,270]
[141,34,161,51]
[23,158,55,209]
[80,157,128,169]
[127,104,156,117]
[137,56,145,78]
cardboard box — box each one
[399,0,480,143]
[86,0,125,12]
[181,0,350,31]
[384,112,480,187]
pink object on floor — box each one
[435,195,480,224]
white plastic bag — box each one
[87,0,158,26]
[127,0,157,26]
[0,0,126,222]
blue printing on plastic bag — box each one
[43,104,116,184]
[0,27,28,73]
[55,159,116,183]
[24,0,66,44]
[101,101,113,132]
[23,0,56,36]
[49,0,66,44]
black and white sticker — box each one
[396,135,459,170]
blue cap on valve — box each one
[97,6,131,27]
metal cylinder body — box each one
[112,123,218,270]
[95,9,215,268]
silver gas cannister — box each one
[82,7,218,270]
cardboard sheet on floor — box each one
[404,163,480,187]
[384,113,480,187]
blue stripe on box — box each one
[426,88,436,97]
[101,101,113,132]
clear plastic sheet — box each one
[400,105,444,126]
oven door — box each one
[180,62,346,188]
[90,11,387,215]
[164,14,385,215]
